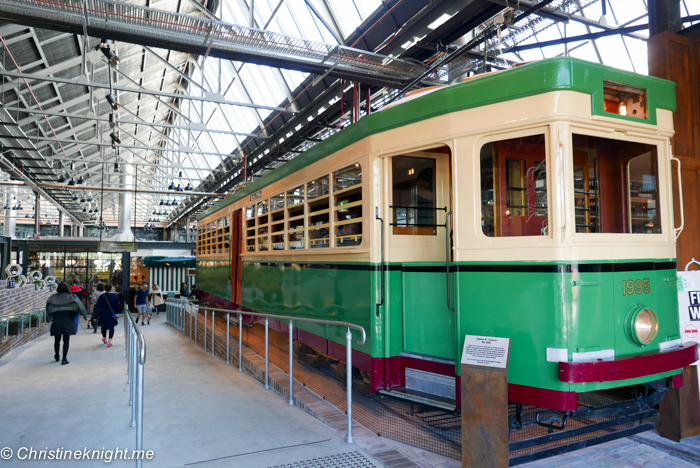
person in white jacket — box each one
[150,284,164,315]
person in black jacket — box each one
[96,284,120,347]
[47,281,88,365]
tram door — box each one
[230,209,243,306]
[386,147,454,361]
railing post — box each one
[226,313,230,365]
[346,328,353,444]
[289,320,294,406]
[238,312,242,373]
[190,305,193,340]
[130,331,137,427]
[265,317,269,390]
[126,322,131,383]
[211,311,215,357]
[195,307,198,346]
[135,347,144,468]
[204,309,207,353]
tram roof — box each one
[197,57,676,222]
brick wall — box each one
[0,280,53,359]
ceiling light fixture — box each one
[110,131,121,147]
[106,94,119,110]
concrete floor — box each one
[0,315,382,467]
[2,313,700,468]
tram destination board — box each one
[97,241,137,253]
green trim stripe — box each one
[198,57,676,221]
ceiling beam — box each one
[0,69,294,112]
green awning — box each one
[142,256,196,268]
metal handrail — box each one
[201,306,367,345]
[123,304,146,468]
[168,301,365,444]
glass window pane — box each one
[271,193,285,211]
[333,163,362,191]
[309,226,330,249]
[307,176,329,199]
[257,200,269,216]
[287,185,304,206]
[480,134,548,237]
[335,222,362,247]
[392,156,436,235]
[572,134,660,234]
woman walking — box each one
[150,284,164,315]
[47,281,88,365]
[95,284,120,347]
[91,282,106,333]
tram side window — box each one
[480,134,548,237]
[572,134,660,234]
[287,186,305,250]
[308,176,330,249]
[334,164,362,247]
[392,156,437,235]
[270,193,285,250]
[245,204,256,252]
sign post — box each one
[660,269,700,441]
[461,335,510,468]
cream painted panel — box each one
[203,90,674,263]
[241,252,371,263]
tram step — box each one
[377,388,456,411]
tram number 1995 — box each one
[623,279,650,295]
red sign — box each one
[685,325,699,339]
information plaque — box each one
[461,335,510,369]
[461,334,510,468]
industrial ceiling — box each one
[0,0,697,237]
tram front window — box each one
[571,134,660,234]
[480,134,548,237]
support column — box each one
[3,191,16,238]
[110,46,133,243]
[34,192,40,236]
[58,212,64,237]
[78,224,84,237]
[185,216,190,243]
[114,163,134,241]
[648,30,700,440]
[649,0,682,36]
[173,225,178,243]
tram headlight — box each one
[625,305,659,346]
